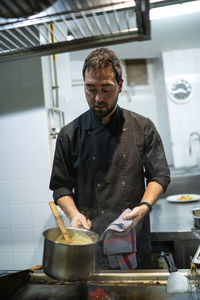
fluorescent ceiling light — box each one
[150,0,200,20]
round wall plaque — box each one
[169,79,192,104]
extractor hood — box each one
[0,0,150,61]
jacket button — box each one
[101,210,104,214]
[122,181,126,186]
[97,183,101,188]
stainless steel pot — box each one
[43,227,99,281]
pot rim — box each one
[43,226,99,247]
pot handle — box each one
[29,265,43,272]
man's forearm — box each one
[141,181,163,207]
[57,195,79,221]
[138,181,163,214]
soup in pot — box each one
[55,232,94,245]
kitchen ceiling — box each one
[0,0,199,61]
[0,0,150,61]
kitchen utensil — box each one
[0,265,42,299]
[164,253,190,293]
[191,227,200,240]
[191,243,200,265]
[49,201,71,244]
[43,227,99,281]
[188,256,200,293]
[192,209,200,228]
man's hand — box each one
[70,212,92,230]
[123,181,164,229]
[114,205,148,236]
[123,205,148,227]
[57,195,92,231]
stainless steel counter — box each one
[6,269,200,300]
[151,198,200,233]
[150,198,200,268]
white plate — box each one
[166,194,200,203]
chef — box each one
[49,47,170,269]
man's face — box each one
[84,65,123,119]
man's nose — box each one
[95,93,103,102]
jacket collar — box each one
[83,105,124,131]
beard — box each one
[92,104,115,118]
[91,96,118,119]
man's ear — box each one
[118,79,124,93]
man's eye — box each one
[87,88,96,92]
[103,89,111,93]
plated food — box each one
[177,195,195,201]
[166,194,200,203]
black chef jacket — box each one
[50,106,170,269]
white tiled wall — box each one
[0,57,57,270]
[162,48,200,168]
[41,52,72,160]
[152,57,173,166]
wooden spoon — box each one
[49,201,71,245]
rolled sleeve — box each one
[53,186,73,204]
[147,176,170,193]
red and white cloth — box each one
[101,209,137,270]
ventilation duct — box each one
[0,0,150,62]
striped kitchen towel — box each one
[101,208,137,270]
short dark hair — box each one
[82,48,122,84]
